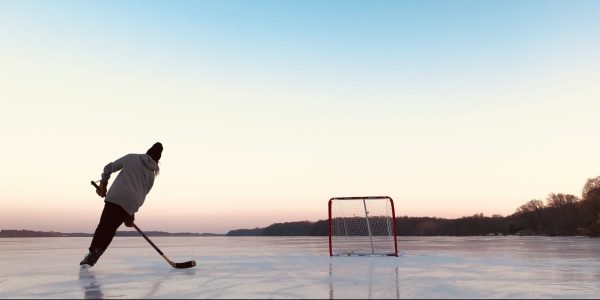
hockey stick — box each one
[130,223,196,269]
[91,181,196,269]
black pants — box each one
[89,201,129,251]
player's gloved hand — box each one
[96,182,107,198]
[124,214,135,227]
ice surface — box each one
[1,236,600,298]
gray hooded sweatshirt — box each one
[100,154,159,215]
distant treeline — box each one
[0,230,90,238]
[5,177,600,238]
[0,229,223,238]
[227,176,600,237]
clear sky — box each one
[1,0,599,234]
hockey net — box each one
[328,196,398,256]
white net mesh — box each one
[329,197,397,256]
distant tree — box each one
[262,221,314,236]
[546,193,580,208]
[516,199,544,233]
[582,178,600,237]
[582,176,600,200]
[415,219,439,236]
[309,220,328,236]
[226,227,264,236]
[517,199,545,214]
[540,193,583,236]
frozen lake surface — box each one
[1,236,599,298]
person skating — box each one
[80,142,163,267]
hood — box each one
[140,154,160,172]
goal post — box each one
[328,196,398,257]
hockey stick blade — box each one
[174,260,197,269]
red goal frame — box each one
[328,196,398,257]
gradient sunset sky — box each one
[1,0,599,234]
